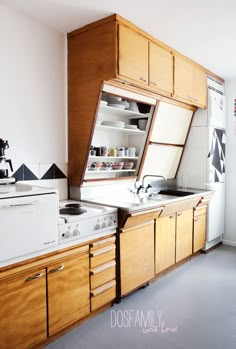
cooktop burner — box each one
[65,203,81,209]
[59,207,87,215]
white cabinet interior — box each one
[151,101,193,145]
[141,144,183,179]
[84,83,157,181]
[140,101,195,179]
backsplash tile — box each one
[41,163,67,179]
[13,164,39,181]
[12,163,67,182]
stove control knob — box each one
[65,230,72,238]
[94,223,100,230]
[73,229,80,236]
[102,222,107,229]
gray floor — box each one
[45,245,236,349]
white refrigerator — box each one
[178,78,226,250]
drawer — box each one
[90,261,116,290]
[91,280,116,311]
[90,236,115,250]
[90,244,115,268]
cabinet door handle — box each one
[139,77,147,82]
[49,265,64,273]
[194,217,200,221]
[186,95,191,99]
[177,212,182,216]
[169,214,174,219]
[150,81,157,86]
[25,273,43,282]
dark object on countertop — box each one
[158,189,195,197]
[65,203,82,209]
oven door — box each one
[0,193,58,262]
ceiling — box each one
[1,0,236,80]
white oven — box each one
[0,184,59,263]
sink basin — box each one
[158,189,195,197]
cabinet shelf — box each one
[88,156,139,160]
[99,104,148,118]
[96,124,145,135]
[86,169,136,174]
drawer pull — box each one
[90,260,116,275]
[25,273,43,282]
[91,280,115,296]
[150,81,157,86]
[49,265,64,273]
[90,245,115,257]
[139,77,147,82]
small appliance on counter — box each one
[0,183,59,265]
[0,138,15,184]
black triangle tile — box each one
[41,164,66,179]
[13,164,24,181]
[13,164,38,181]
[54,165,67,179]
[24,165,38,180]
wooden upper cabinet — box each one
[149,42,173,95]
[174,55,207,108]
[118,25,148,85]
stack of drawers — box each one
[89,235,116,311]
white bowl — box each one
[107,103,126,110]
[125,125,138,130]
[106,95,122,102]
[101,120,125,128]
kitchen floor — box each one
[45,245,236,349]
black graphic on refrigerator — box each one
[208,128,226,183]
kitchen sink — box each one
[157,189,195,197]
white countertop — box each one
[83,187,213,212]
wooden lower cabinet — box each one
[193,206,207,252]
[176,209,193,263]
[0,269,47,349]
[47,252,90,336]
[120,221,155,295]
[155,214,175,274]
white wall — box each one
[223,79,236,245]
[0,5,67,179]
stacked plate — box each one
[125,125,138,130]
[101,120,125,128]
[106,96,129,110]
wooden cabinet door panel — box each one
[0,269,47,349]
[174,55,192,101]
[193,211,206,252]
[192,66,207,107]
[149,42,173,95]
[176,209,193,262]
[118,25,148,85]
[120,222,155,295]
[48,253,90,336]
[155,214,176,274]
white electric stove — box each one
[58,200,118,244]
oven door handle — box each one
[2,201,41,208]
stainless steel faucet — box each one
[136,174,166,193]
[142,174,166,188]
